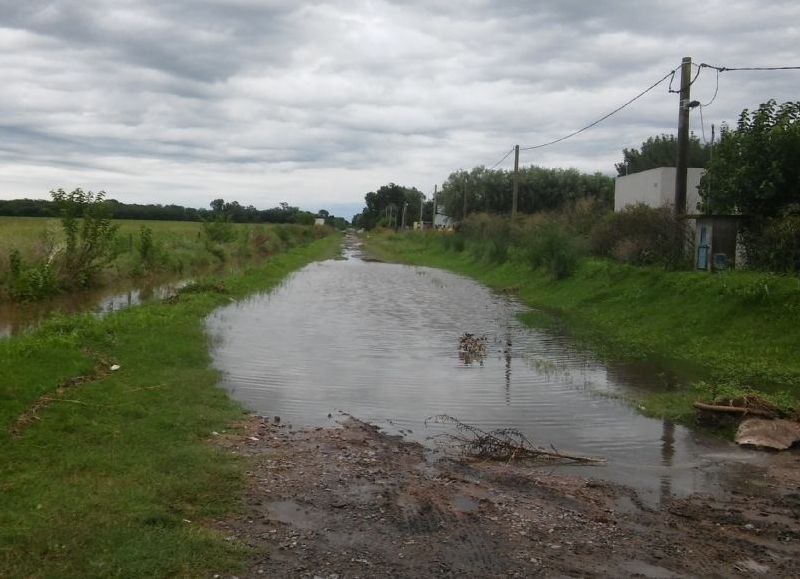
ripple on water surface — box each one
[206,255,764,504]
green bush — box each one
[6,249,58,300]
[590,204,691,269]
[743,215,800,273]
[201,218,236,243]
[524,222,581,280]
[251,227,284,256]
[51,188,119,288]
[447,234,466,252]
[137,225,158,270]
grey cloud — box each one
[0,0,798,209]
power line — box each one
[699,67,720,108]
[700,63,800,72]
[519,68,677,152]
[669,65,701,93]
[697,105,708,144]
[489,147,515,169]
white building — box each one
[614,167,705,213]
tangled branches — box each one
[425,415,604,465]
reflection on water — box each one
[206,249,766,504]
[0,278,189,338]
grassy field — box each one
[0,216,204,259]
[0,232,342,577]
[0,216,328,301]
[365,231,800,423]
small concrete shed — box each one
[693,215,744,271]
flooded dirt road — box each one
[206,245,771,505]
[206,243,800,577]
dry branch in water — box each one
[425,415,604,464]
[693,394,788,420]
[692,401,777,418]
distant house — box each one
[433,211,455,229]
[314,217,326,226]
[614,167,704,213]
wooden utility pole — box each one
[419,194,424,226]
[462,173,467,219]
[432,185,437,228]
[674,56,692,215]
[512,145,520,217]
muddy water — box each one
[206,247,766,504]
[0,278,189,338]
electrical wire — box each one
[699,67,720,108]
[669,65,702,93]
[519,68,677,152]
[700,63,800,72]
[488,147,515,169]
[697,105,707,144]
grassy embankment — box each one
[365,231,800,423]
[0,231,342,577]
[0,216,320,301]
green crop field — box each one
[0,216,330,302]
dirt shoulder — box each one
[213,417,800,578]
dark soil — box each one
[212,417,800,578]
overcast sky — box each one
[1,1,798,218]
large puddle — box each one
[0,277,190,339]
[206,245,768,504]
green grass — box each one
[0,233,342,578]
[365,231,800,424]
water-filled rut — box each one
[206,246,766,503]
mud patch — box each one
[212,417,800,578]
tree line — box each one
[0,196,349,228]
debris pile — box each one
[693,394,784,420]
[426,415,604,464]
[693,393,800,450]
[458,332,487,365]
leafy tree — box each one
[51,188,118,288]
[202,199,236,243]
[209,198,225,214]
[616,134,710,176]
[700,100,800,218]
[356,183,425,229]
[699,100,800,271]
